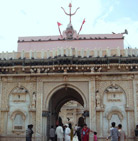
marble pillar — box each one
[89,78,96,131]
[133,80,137,126]
[36,79,43,140]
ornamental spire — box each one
[61,3,80,24]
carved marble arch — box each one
[8,86,30,105]
[11,110,26,120]
[45,83,87,111]
[102,84,127,107]
[107,110,123,121]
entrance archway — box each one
[47,86,85,136]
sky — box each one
[0,0,138,52]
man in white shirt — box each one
[56,123,64,141]
[74,124,78,132]
[65,124,71,141]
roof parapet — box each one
[0,48,137,60]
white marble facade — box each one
[0,73,137,141]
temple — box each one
[0,3,138,141]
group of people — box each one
[25,122,127,141]
[52,123,73,141]
[51,122,127,141]
[50,123,97,141]
[107,122,126,141]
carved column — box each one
[100,112,103,136]
[89,78,96,131]
[42,113,47,141]
[133,80,137,126]
[127,111,130,136]
[36,79,43,139]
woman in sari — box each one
[81,124,93,141]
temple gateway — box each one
[0,3,138,141]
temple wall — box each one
[0,74,137,140]
[95,75,135,138]
[17,34,124,52]
[17,39,124,52]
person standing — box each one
[56,123,64,141]
[65,124,71,141]
[76,125,82,141]
[74,124,78,132]
[69,123,73,141]
[118,124,126,141]
[26,124,34,141]
[81,123,93,141]
[107,122,120,141]
[50,125,55,141]
[135,125,138,137]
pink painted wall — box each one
[17,34,124,52]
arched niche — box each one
[11,110,26,120]
[10,110,26,132]
[102,84,127,136]
[7,86,30,134]
[106,110,124,121]
[106,109,124,131]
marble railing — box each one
[0,48,138,60]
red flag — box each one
[57,22,62,26]
[82,19,85,24]
[57,22,63,38]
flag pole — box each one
[57,22,63,38]
[58,26,63,38]
[78,19,85,36]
